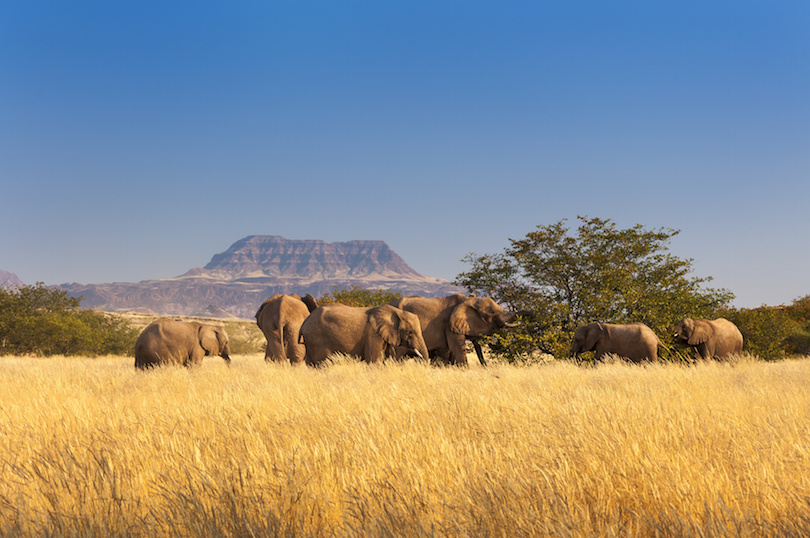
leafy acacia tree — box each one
[455,217,734,360]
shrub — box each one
[783,295,810,355]
[0,283,139,356]
[721,306,798,360]
[318,285,402,307]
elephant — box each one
[299,303,429,366]
[390,294,526,366]
[673,317,743,360]
[134,319,231,369]
[570,322,665,363]
[255,293,318,364]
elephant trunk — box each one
[472,339,487,367]
[500,309,529,328]
[415,340,429,362]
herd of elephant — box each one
[133,293,744,369]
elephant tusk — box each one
[504,321,520,328]
[414,349,424,359]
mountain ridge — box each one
[0,270,24,290]
[55,236,462,318]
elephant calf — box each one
[571,322,664,363]
[674,317,743,360]
[134,319,232,369]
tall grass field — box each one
[0,353,809,536]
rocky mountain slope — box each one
[0,270,24,290]
[58,236,462,318]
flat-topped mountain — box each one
[186,235,423,281]
[59,236,462,319]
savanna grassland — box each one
[1,353,809,537]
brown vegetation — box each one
[0,354,808,536]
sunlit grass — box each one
[0,353,809,536]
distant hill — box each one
[59,236,463,318]
[0,270,24,290]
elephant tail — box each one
[277,323,288,358]
[656,335,674,358]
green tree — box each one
[784,295,810,355]
[318,285,402,308]
[455,217,734,360]
[0,283,139,356]
[721,306,798,360]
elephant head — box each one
[449,297,520,337]
[673,317,743,360]
[570,322,603,357]
[199,324,232,364]
[301,293,318,313]
[674,318,712,346]
[367,305,429,362]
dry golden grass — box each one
[0,353,809,536]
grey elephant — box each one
[390,294,526,366]
[571,322,665,362]
[134,319,231,369]
[673,317,743,359]
[299,303,429,366]
[255,293,318,364]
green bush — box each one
[721,306,798,360]
[784,295,810,355]
[0,283,139,356]
[318,285,402,307]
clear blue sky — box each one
[2,1,808,308]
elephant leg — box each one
[446,331,468,366]
[285,327,305,364]
[188,348,204,366]
[429,347,452,365]
[266,336,286,362]
[264,323,290,362]
[364,335,386,364]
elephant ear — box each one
[368,306,400,346]
[583,323,604,351]
[449,302,473,335]
[688,321,713,345]
[301,294,318,313]
[450,298,497,336]
[198,325,220,355]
